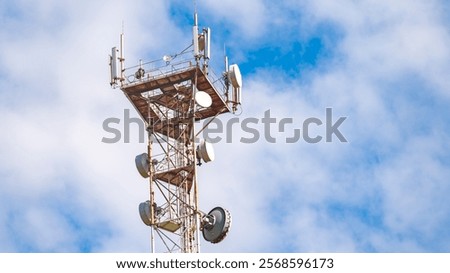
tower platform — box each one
[121,65,230,140]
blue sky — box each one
[1,0,450,252]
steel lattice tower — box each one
[109,14,241,253]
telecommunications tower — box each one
[108,13,242,253]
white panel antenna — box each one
[193,13,199,57]
[235,87,241,105]
[193,27,199,57]
[110,33,125,86]
[110,47,119,85]
[204,28,211,60]
[199,34,205,52]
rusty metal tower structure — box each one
[109,13,242,253]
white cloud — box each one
[197,0,450,252]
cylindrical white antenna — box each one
[110,47,119,85]
[232,87,240,113]
[224,54,229,102]
[205,28,211,60]
[120,33,125,82]
[224,44,229,73]
[225,56,229,73]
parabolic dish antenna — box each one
[139,201,152,226]
[195,91,213,108]
[197,139,215,163]
[229,64,242,89]
[202,207,232,244]
[163,55,172,63]
[135,153,149,178]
